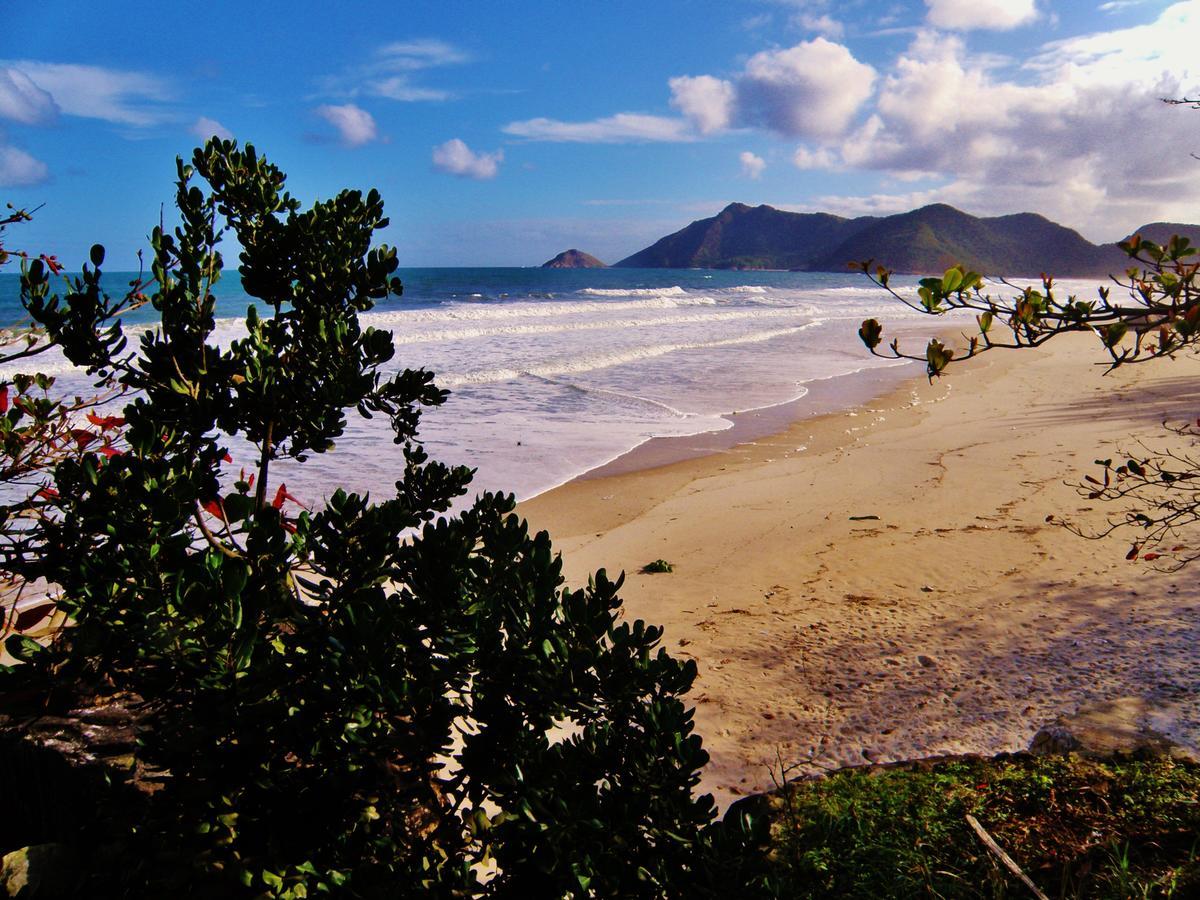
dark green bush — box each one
[0,141,753,897]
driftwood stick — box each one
[966,814,1050,900]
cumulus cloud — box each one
[735,39,877,138]
[925,0,1038,31]
[739,151,766,179]
[315,103,379,147]
[791,2,1200,237]
[793,145,838,169]
[0,143,49,187]
[0,61,170,126]
[667,38,876,140]
[510,36,875,145]
[668,75,735,134]
[504,113,692,143]
[190,116,232,141]
[0,68,57,124]
[432,138,503,179]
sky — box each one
[1,0,1198,267]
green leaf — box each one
[941,267,963,293]
[925,339,954,377]
[858,318,883,350]
[1101,322,1128,348]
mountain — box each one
[615,203,1200,276]
[809,205,1108,276]
[616,203,876,270]
[542,249,607,268]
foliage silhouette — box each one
[0,141,762,897]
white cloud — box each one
[375,39,470,70]
[1030,1,1197,86]
[793,145,839,169]
[735,39,877,138]
[368,78,450,102]
[1,61,170,126]
[668,75,735,134]
[512,36,874,145]
[431,138,503,179]
[668,38,876,140]
[740,151,766,179]
[925,0,1038,30]
[0,144,49,187]
[315,103,379,147]
[190,116,232,141]
[0,68,57,124]
[503,113,693,143]
[318,38,466,103]
[797,189,946,217]
[793,3,1200,237]
[794,13,845,38]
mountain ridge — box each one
[613,203,1200,276]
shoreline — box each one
[519,332,1200,808]
[574,359,921,483]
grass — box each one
[640,559,675,574]
[746,753,1200,898]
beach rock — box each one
[916,654,937,668]
[0,693,163,859]
[1029,696,1200,761]
[0,844,77,898]
[1028,725,1081,755]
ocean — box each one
[0,267,971,504]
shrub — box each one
[0,141,743,897]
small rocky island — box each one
[541,249,607,268]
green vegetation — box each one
[0,142,767,897]
[640,558,675,574]
[755,754,1200,898]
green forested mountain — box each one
[614,202,1196,276]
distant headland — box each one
[542,248,607,269]
[609,202,1200,276]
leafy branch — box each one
[855,233,1200,379]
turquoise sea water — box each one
[0,266,958,501]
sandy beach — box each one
[519,333,1200,807]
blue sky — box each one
[2,0,1197,267]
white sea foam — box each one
[577,285,688,297]
[389,306,812,345]
[435,322,820,387]
[365,295,718,327]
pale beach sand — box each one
[519,333,1200,808]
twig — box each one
[966,814,1049,900]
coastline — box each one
[574,358,921,482]
[518,332,1200,808]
